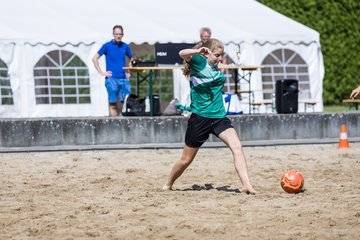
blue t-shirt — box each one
[97,40,132,78]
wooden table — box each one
[343,99,360,110]
[124,66,182,116]
[124,65,260,115]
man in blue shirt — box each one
[92,25,133,116]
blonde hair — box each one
[202,38,223,52]
[182,38,223,76]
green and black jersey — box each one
[188,54,226,118]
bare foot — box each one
[162,185,172,191]
[242,185,257,195]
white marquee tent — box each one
[0,0,324,117]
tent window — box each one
[261,49,310,100]
[33,50,91,104]
[0,59,14,105]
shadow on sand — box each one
[180,183,241,193]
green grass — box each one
[324,105,352,112]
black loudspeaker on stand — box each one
[275,79,299,114]
[151,95,161,116]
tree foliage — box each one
[257,0,360,104]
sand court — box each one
[1,143,360,239]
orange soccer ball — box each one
[280,170,304,193]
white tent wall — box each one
[229,42,325,112]
[23,43,108,117]
[1,43,108,118]
[0,0,324,118]
[0,43,18,117]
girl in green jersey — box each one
[163,39,256,195]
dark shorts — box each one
[185,113,234,148]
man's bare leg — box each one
[109,105,118,117]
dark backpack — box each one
[122,94,144,116]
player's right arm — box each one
[179,47,210,62]
[92,53,112,77]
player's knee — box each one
[179,156,193,166]
[230,144,243,155]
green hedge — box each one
[257,0,360,104]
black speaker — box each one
[275,79,299,114]
[155,43,195,65]
[151,95,161,116]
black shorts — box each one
[185,113,234,148]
